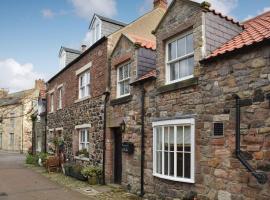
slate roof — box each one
[0,89,34,107]
[59,47,81,57]
[205,10,270,60]
[95,14,127,27]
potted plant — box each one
[75,149,89,158]
[81,166,103,185]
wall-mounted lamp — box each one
[120,120,126,133]
[266,93,270,108]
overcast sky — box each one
[0,0,269,92]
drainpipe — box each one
[140,84,145,197]
[102,91,110,185]
[233,94,268,184]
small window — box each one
[58,87,63,109]
[10,113,15,129]
[79,71,90,99]
[50,93,54,112]
[9,133,14,146]
[166,32,194,84]
[79,129,89,151]
[153,119,195,183]
[213,122,224,136]
[117,63,131,98]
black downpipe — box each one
[234,95,268,184]
[102,91,109,185]
[140,84,145,197]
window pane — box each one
[188,56,194,74]
[124,80,130,94]
[170,62,179,81]
[120,82,124,96]
[177,152,183,177]
[184,126,191,152]
[186,34,193,54]
[156,127,162,151]
[164,127,168,151]
[184,153,191,178]
[156,151,162,174]
[124,65,129,78]
[168,41,177,61]
[87,131,89,142]
[169,152,174,176]
[169,127,174,151]
[177,126,183,152]
[179,59,190,78]
[177,37,186,57]
[119,67,123,80]
[164,152,168,175]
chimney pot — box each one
[154,0,168,9]
[81,44,87,52]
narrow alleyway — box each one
[0,151,90,200]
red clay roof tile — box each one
[205,11,270,60]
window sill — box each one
[157,77,198,94]
[57,108,62,111]
[153,173,195,184]
[74,156,90,161]
[48,111,54,114]
[75,96,91,103]
[110,95,132,106]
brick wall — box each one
[46,39,108,165]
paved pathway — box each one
[0,151,90,200]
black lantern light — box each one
[120,120,126,133]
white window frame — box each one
[117,62,131,98]
[90,17,102,46]
[78,71,90,99]
[58,87,63,109]
[165,31,194,85]
[79,129,90,151]
[152,118,195,183]
[50,93,54,112]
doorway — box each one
[114,128,122,184]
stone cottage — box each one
[0,80,45,153]
[46,13,128,165]
[105,0,270,199]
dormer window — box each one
[166,32,194,84]
[90,18,101,45]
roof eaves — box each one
[48,37,107,83]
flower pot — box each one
[88,175,98,185]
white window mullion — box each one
[174,125,177,178]
[191,123,195,181]
[162,126,164,176]
[182,126,185,178]
[153,127,156,174]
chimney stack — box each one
[154,0,168,9]
[81,44,87,52]
[35,79,45,90]
[0,88,8,98]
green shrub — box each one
[81,166,102,177]
[75,149,89,157]
[25,154,39,165]
[37,152,48,163]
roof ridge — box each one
[243,10,270,24]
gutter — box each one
[140,84,146,197]
[233,94,268,184]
